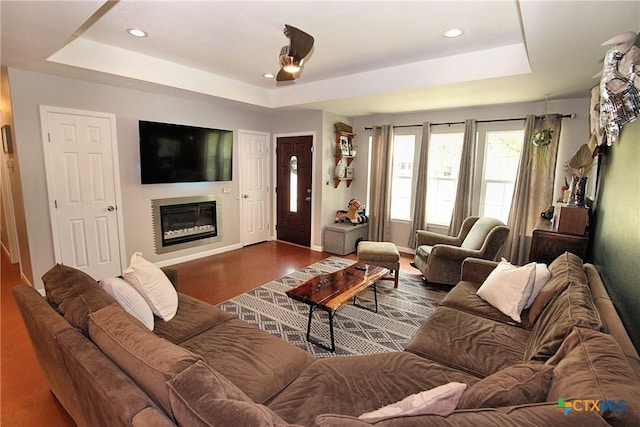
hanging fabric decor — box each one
[599,31,640,145]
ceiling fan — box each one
[276,24,314,82]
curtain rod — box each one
[363,113,576,131]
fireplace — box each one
[151,195,223,254]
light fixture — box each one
[283,62,301,73]
[126,28,148,38]
[443,28,464,38]
[263,73,275,79]
[280,54,301,74]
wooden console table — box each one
[529,219,589,265]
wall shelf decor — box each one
[334,131,356,188]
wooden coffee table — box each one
[285,262,389,352]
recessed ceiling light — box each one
[127,28,148,38]
[443,28,464,38]
[263,73,275,79]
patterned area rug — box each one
[217,256,447,358]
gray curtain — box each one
[369,125,394,241]
[408,122,431,248]
[448,119,477,236]
[503,114,562,264]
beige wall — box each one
[8,68,277,290]
[6,65,593,291]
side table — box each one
[529,218,589,265]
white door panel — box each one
[240,130,270,246]
[42,108,123,279]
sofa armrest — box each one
[161,268,178,291]
[416,230,462,247]
[430,245,482,262]
[461,258,498,283]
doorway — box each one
[276,135,313,247]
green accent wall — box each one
[590,119,640,351]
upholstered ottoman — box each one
[357,241,400,288]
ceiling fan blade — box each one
[285,24,314,60]
[276,68,296,82]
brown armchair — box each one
[413,216,510,286]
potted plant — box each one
[530,128,553,170]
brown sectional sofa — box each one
[13,252,640,426]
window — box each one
[390,135,416,221]
[366,123,524,228]
[426,133,464,225]
[478,131,523,223]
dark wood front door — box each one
[276,135,313,247]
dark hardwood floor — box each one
[1,241,417,426]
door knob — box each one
[243,194,249,199]
[107,206,115,211]
[305,197,311,202]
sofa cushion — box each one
[43,264,116,334]
[167,360,288,427]
[99,276,155,330]
[457,363,553,409]
[404,306,530,377]
[314,404,609,426]
[88,304,203,417]
[524,282,602,362]
[527,252,587,325]
[358,382,467,423]
[179,317,314,404]
[153,292,234,344]
[268,352,478,426]
[122,252,178,321]
[440,281,531,327]
[546,327,640,426]
[476,260,536,323]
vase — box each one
[334,162,346,178]
[568,176,588,207]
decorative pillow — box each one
[42,263,115,334]
[358,382,467,423]
[524,263,551,309]
[88,304,202,415]
[122,252,178,321]
[457,364,553,409]
[476,259,536,323]
[99,276,155,330]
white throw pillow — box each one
[524,263,551,309]
[122,252,178,321]
[358,382,467,423]
[476,259,536,323]
[99,276,155,330]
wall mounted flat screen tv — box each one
[139,120,233,184]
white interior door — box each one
[41,106,124,279]
[239,130,270,246]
